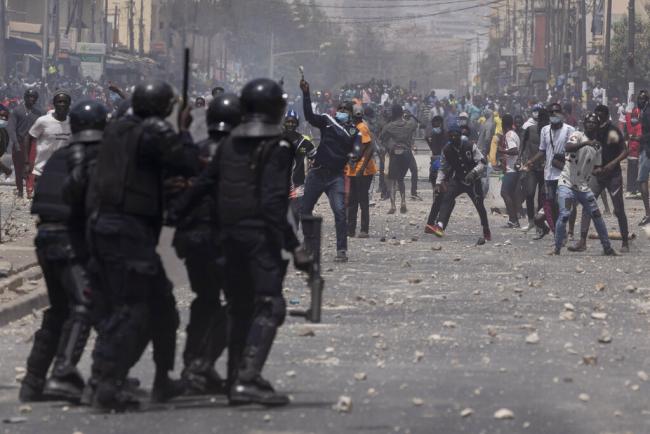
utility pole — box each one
[269,31,275,79]
[128,0,135,54]
[42,0,50,97]
[91,0,96,42]
[52,0,60,63]
[139,0,144,55]
[603,0,612,102]
[627,0,635,104]
[579,0,587,82]
[77,0,84,42]
[523,0,529,61]
[104,0,109,51]
[512,0,518,85]
[0,0,5,81]
[113,4,118,51]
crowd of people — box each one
[0,70,645,414]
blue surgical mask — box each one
[550,115,563,125]
[432,127,442,134]
[0,120,7,128]
[335,112,349,123]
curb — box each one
[0,264,45,327]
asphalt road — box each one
[0,186,649,434]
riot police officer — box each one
[20,100,108,403]
[169,78,297,406]
[174,93,241,394]
[89,80,193,410]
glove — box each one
[292,245,313,272]
[464,170,478,184]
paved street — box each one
[0,185,649,434]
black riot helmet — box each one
[207,93,241,134]
[69,100,109,143]
[232,78,287,138]
[131,80,176,118]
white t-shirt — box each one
[504,130,520,173]
[28,112,71,176]
[539,123,575,181]
[559,131,602,192]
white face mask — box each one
[0,119,7,128]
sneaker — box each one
[603,247,619,256]
[567,240,586,252]
[483,228,492,241]
[334,250,348,263]
[410,193,423,201]
[429,224,444,237]
[387,207,396,215]
[533,226,550,240]
[503,220,520,229]
[357,231,369,238]
[424,224,437,234]
[638,216,650,226]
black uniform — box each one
[89,111,194,409]
[21,146,92,403]
[169,78,293,406]
[173,136,228,391]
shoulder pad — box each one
[142,117,174,135]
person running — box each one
[570,104,629,252]
[428,126,491,240]
[380,104,417,214]
[551,113,617,256]
[425,115,447,233]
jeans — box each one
[555,185,611,252]
[579,173,628,242]
[407,150,418,196]
[626,158,639,193]
[500,172,520,224]
[544,180,559,231]
[301,168,347,252]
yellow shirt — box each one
[345,122,377,176]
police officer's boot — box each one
[229,303,289,407]
[151,370,186,403]
[44,315,91,402]
[20,328,59,402]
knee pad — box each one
[254,296,286,327]
[63,263,92,307]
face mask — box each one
[459,119,468,126]
[0,119,7,128]
[335,112,349,123]
[550,115,563,125]
[432,127,442,134]
[461,135,469,144]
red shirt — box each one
[626,111,641,158]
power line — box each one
[280,0,486,9]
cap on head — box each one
[584,112,599,125]
[285,109,300,124]
[24,88,39,99]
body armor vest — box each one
[31,147,70,222]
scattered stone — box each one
[578,393,590,402]
[494,408,514,419]
[598,330,612,344]
[564,303,576,311]
[263,414,272,422]
[18,405,31,414]
[453,256,461,262]
[638,371,649,382]
[582,355,598,366]
[413,351,424,363]
[2,417,27,424]
[595,282,606,291]
[625,284,637,293]
[525,332,540,344]
[487,326,498,337]
[0,260,12,278]
[367,388,378,397]
[443,321,457,328]
[408,278,422,284]
[401,260,411,268]
[333,395,352,413]
[285,370,296,378]
[460,408,474,418]
[590,312,608,320]
[559,311,576,321]
[354,372,367,381]
[412,398,424,406]
[431,243,442,251]
[298,328,315,337]
[325,347,335,354]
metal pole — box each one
[512,0,517,85]
[104,0,108,50]
[0,0,6,81]
[627,0,635,103]
[52,0,59,63]
[139,0,144,55]
[91,0,96,43]
[269,31,274,79]
[580,0,587,82]
[42,0,49,98]
[603,0,612,97]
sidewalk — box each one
[0,186,44,326]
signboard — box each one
[76,43,106,80]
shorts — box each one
[637,151,650,182]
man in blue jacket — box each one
[300,79,360,263]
